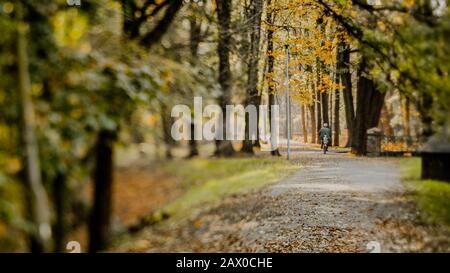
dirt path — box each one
[117,152,449,253]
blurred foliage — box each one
[0,0,215,251]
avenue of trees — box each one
[0,0,448,252]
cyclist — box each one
[319,123,332,149]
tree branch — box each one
[139,0,183,48]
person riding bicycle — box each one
[319,123,332,149]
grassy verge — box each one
[151,157,299,221]
[401,157,450,231]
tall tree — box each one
[351,60,386,155]
[16,2,52,252]
[89,0,184,252]
[266,0,281,156]
[309,106,317,143]
[52,172,68,252]
[321,91,329,126]
[316,20,326,142]
[338,42,354,147]
[160,101,175,159]
[333,81,340,147]
[309,80,317,144]
[89,130,116,252]
[329,84,333,131]
[242,0,264,154]
[301,105,308,143]
[316,88,322,143]
[215,0,235,156]
[303,70,316,144]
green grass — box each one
[401,157,450,230]
[153,157,299,221]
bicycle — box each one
[323,135,329,154]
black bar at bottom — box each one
[0,253,444,272]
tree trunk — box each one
[140,0,183,48]
[242,0,263,154]
[329,86,333,130]
[53,172,68,253]
[188,119,199,158]
[301,104,308,143]
[351,61,385,155]
[253,96,262,149]
[269,93,281,156]
[16,3,52,253]
[266,0,280,156]
[89,129,116,252]
[316,88,322,143]
[160,102,174,159]
[333,85,340,147]
[309,104,317,144]
[402,96,411,137]
[215,0,235,157]
[189,14,201,59]
[187,12,201,158]
[321,91,329,126]
[309,79,317,144]
[121,0,183,48]
[316,22,326,143]
[339,42,355,148]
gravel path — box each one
[117,152,449,253]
